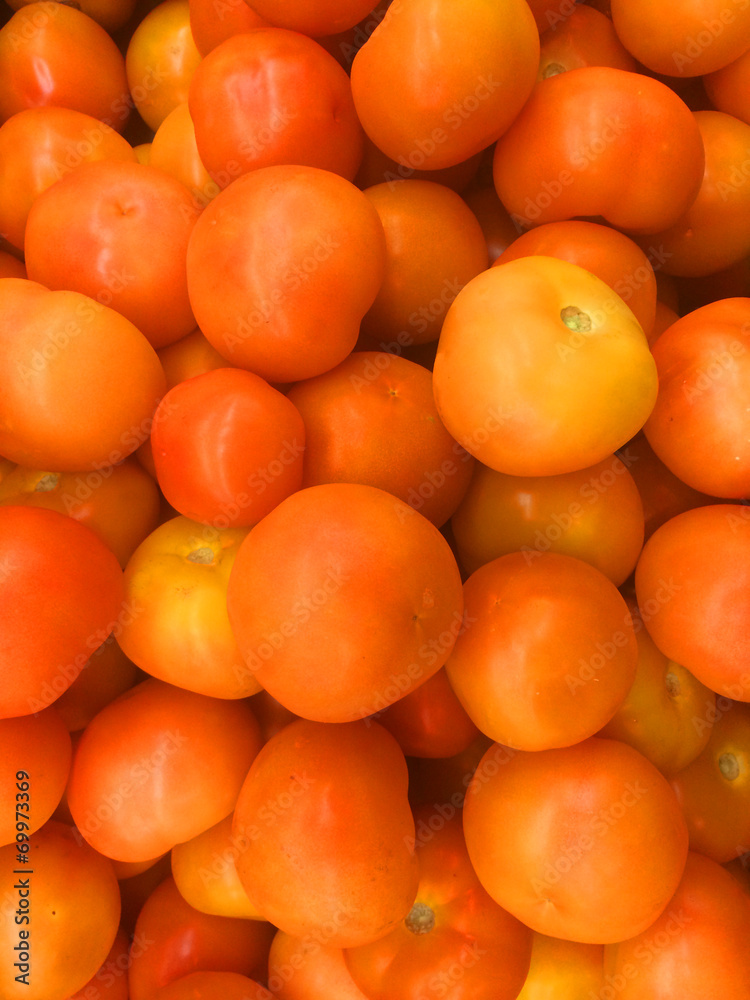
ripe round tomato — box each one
[444,552,637,751]
[0,506,124,718]
[188,0,268,56]
[232,718,419,948]
[463,737,689,943]
[432,256,658,476]
[66,928,130,1000]
[493,67,704,234]
[226,483,464,723]
[515,933,605,1000]
[537,4,637,80]
[286,351,474,528]
[149,102,213,209]
[153,972,276,1000]
[116,515,262,698]
[634,504,750,701]
[186,165,386,383]
[51,634,138,732]
[350,0,539,170]
[268,930,369,999]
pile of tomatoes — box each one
[1,0,750,996]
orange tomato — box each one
[537,3,637,80]
[444,552,638,751]
[463,737,689,943]
[354,134,483,194]
[186,164,386,383]
[188,0,268,56]
[50,634,138,733]
[126,0,202,132]
[350,0,539,170]
[153,972,276,1000]
[268,930,369,1000]
[0,4,130,129]
[116,515,262,698]
[516,933,605,1000]
[66,928,130,1000]
[432,256,658,477]
[286,352,475,528]
[232,719,419,947]
[226,483,463,723]
[149,102,213,208]
[6,0,136,30]
[704,44,750,124]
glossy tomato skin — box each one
[350,0,539,170]
[66,679,263,861]
[344,809,532,1000]
[463,737,689,944]
[643,298,750,498]
[151,368,305,527]
[149,102,214,209]
[0,107,136,252]
[432,256,658,477]
[188,0,268,56]
[25,160,200,349]
[0,821,121,1000]
[189,28,363,185]
[603,852,750,998]
[0,279,166,473]
[226,483,464,723]
[493,67,705,234]
[0,506,124,718]
[0,3,130,129]
[634,504,750,701]
[186,165,386,383]
[232,719,419,948]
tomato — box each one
[463,737,689,943]
[251,0,375,37]
[227,483,463,723]
[189,29,363,186]
[354,135,483,194]
[432,256,658,477]
[643,298,750,498]
[51,634,138,732]
[126,0,202,132]
[444,552,637,751]
[286,352,475,528]
[670,701,750,863]
[344,809,532,1000]
[151,369,305,527]
[537,4,637,80]
[0,456,161,568]
[515,933,605,1000]
[171,813,264,919]
[610,0,750,76]
[0,708,71,844]
[66,679,263,861]
[153,972,276,1000]
[603,852,750,998]
[360,180,488,346]
[350,0,539,170]
[704,45,750,125]
[128,876,275,1000]
[650,300,681,345]
[268,930,369,999]
[6,0,136,31]
[149,102,213,208]
[634,504,750,702]
[450,452,644,585]
[67,928,130,1000]
[188,0,268,56]
[0,821,121,1000]
[186,165,386,383]
[461,183,520,264]
[116,515,262,698]
[118,851,174,938]
[0,506,124,718]
[0,3,130,129]
[156,327,227,384]
[493,67,704,234]
[232,718,419,947]
[25,160,200,349]
[0,107,136,251]
[598,602,717,775]
[494,219,658,338]
[0,279,166,472]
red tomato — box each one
[643,298,750,498]
[151,368,305,527]
[350,0,539,170]
[25,160,200,348]
[493,67,704,234]
[463,737,689,943]
[226,483,464,723]
[444,552,638,751]
[603,852,750,998]
[66,679,263,861]
[232,719,419,947]
[634,504,750,702]
[153,972,276,1000]
[189,29,363,185]
[0,506,124,718]
[344,809,532,1000]
[186,165,386,383]
[0,4,130,129]
[286,352,474,528]
[51,634,138,732]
